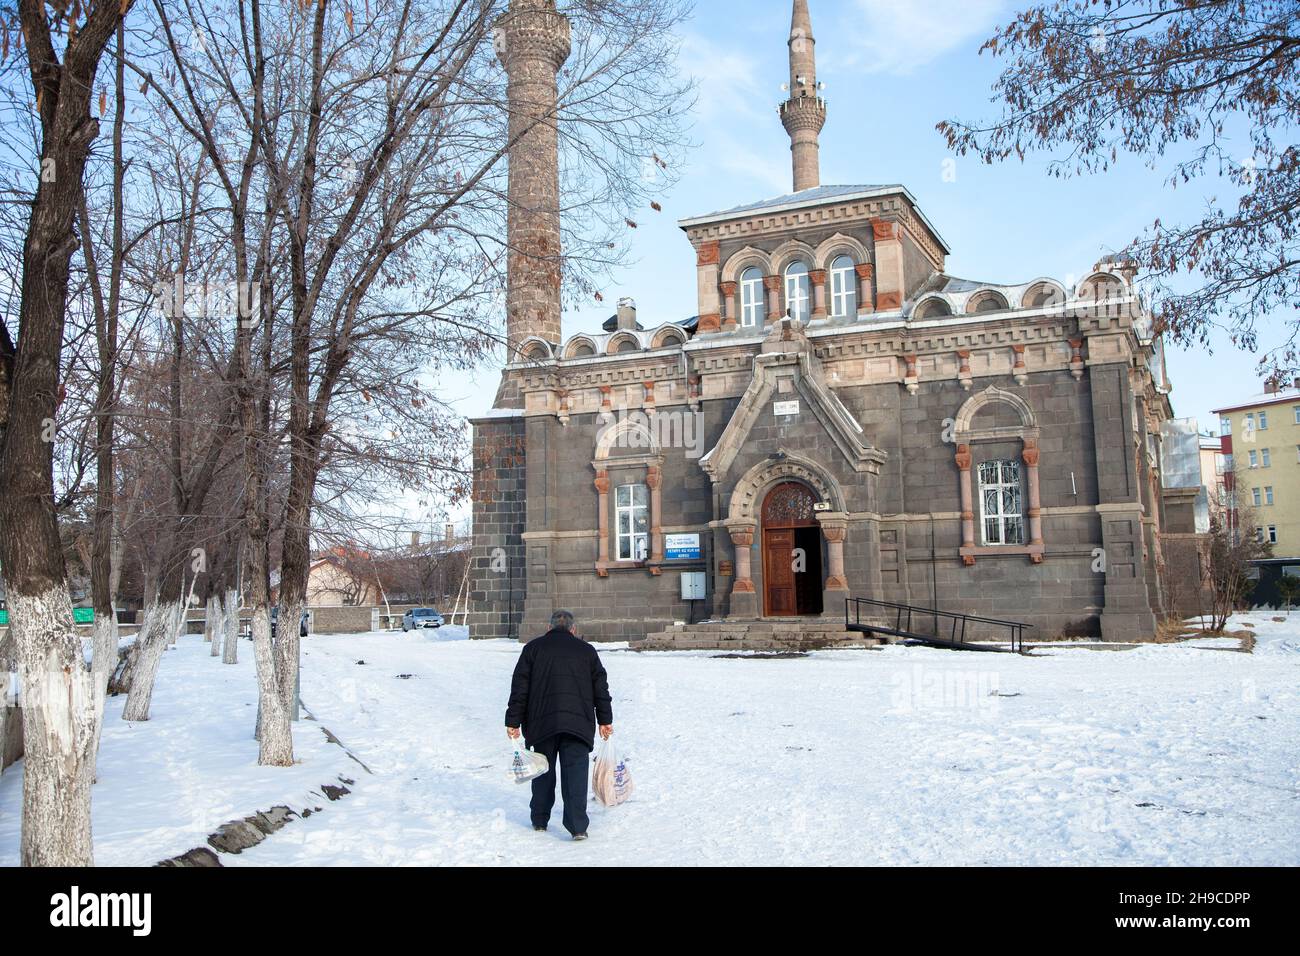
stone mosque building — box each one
[469,0,1187,646]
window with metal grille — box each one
[978,459,1024,545]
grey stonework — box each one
[471,319,1173,643]
[466,416,528,641]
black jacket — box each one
[505,628,613,749]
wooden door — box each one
[763,528,797,616]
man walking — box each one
[505,610,613,840]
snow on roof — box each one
[685,184,893,220]
[1212,387,1300,415]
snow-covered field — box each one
[2,616,1297,866]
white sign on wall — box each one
[665,533,701,560]
[773,400,800,417]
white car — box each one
[402,608,444,631]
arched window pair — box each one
[738,256,858,328]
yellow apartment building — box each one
[1213,381,1300,559]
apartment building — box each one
[1213,380,1300,565]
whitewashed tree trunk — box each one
[9,585,99,865]
[202,594,218,643]
[208,594,223,657]
[88,610,119,779]
[0,626,14,780]
[121,598,185,721]
[222,588,239,664]
[252,602,294,765]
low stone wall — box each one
[309,605,379,634]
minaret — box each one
[779,0,827,192]
[495,0,571,354]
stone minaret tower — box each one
[496,0,571,354]
[779,0,827,192]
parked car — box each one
[402,607,444,631]
[270,606,310,638]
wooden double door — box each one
[760,482,824,617]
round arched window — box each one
[784,261,810,323]
[740,267,766,328]
[829,255,857,319]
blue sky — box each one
[433,0,1285,522]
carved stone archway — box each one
[724,452,850,618]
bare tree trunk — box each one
[121,598,183,721]
[203,593,219,644]
[0,626,14,780]
[222,587,240,664]
[0,0,132,867]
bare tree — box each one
[938,0,1300,368]
[1205,492,1272,632]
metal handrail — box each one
[845,596,1032,653]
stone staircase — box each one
[632,617,885,653]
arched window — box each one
[978,459,1024,545]
[829,255,857,319]
[740,267,766,328]
[784,261,810,323]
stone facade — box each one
[470,1,1178,644]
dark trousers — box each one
[529,733,590,835]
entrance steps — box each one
[632,617,885,653]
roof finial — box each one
[780,0,826,192]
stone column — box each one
[720,281,739,331]
[809,269,827,320]
[647,464,664,565]
[870,220,904,311]
[817,514,850,617]
[956,443,975,565]
[728,524,758,618]
[695,240,721,333]
[763,275,782,324]
[594,469,610,575]
[1022,439,1044,561]
[855,262,874,315]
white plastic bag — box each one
[507,736,549,785]
[591,736,634,807]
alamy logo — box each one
[49,886,151,936]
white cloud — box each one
[679,32,790,194]
[838,0,1007,75]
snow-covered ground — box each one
[2,616,1297,866]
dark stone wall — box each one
[471,359,1160,641]
[467,416,527,640]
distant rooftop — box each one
[678,183,952,254]
[1212,384,1300,414]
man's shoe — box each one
[533,825,547,832]
[572,832,588,841]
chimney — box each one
[1265,380,1278,394]
[411,531,421,547]
[445,522,455,542]
[496,0,571,357]
[617,297,637,330]
[779,0,827,192]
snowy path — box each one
[3,617,1297,866]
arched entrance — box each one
[761,481,824,616]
